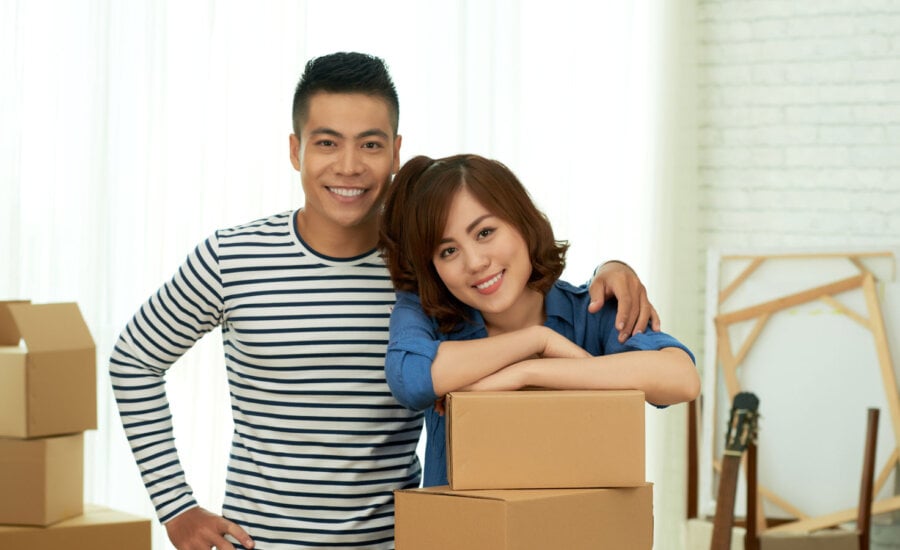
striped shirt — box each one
[109,210,423,549]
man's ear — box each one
[392,134,403,174]
[289,133,301,171]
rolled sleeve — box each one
[622,331,696,365]
[386,293,442,411]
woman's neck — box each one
[483,287,545,336]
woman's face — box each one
[431,187,533,318]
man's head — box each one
[292,52,400,137]
[289,52,403,256]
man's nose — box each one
[335,147,363,175]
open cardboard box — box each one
[0,504,151,548]
[0,433,84,526]
[446,389,645,490]
[395,483,653,549]
[0,301,97,438]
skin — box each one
[428,187,700,405]
[163,91,660,549]
[289,92,402,257]
[433,187,542,334]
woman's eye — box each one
[439,247,457,258]
[477,228,495,239]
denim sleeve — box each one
[385,292,441,411]
[621,331,696,365]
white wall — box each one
[686,1,900,548]
[695,0,900,357]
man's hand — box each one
[165,506,254,550]
[588,261,660,343]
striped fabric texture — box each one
[110,210,423,549]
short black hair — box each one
[291,52,400,136]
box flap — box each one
[0,301,31,346]
[397,485,644,503]
[3,302,94,353]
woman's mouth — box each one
[474,270,504,293]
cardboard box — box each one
[446,390,645,490]
[0,433,84,526]
[395,483,653,549]
[0,301,97,438]
[0,504,151,549]
[760,530,859,550]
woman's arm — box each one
[386,292,589,410]
[465,347,700,406]
[430,326,589,397]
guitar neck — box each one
[710,454,742,550]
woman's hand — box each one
[539,327,591,359]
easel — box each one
[698,252,900,531]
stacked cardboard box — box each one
[0,301,151,547]
[395,389,653,549]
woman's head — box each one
[380,154,568,332]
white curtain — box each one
[1,1,694,548]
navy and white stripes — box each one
[110,210,423,549]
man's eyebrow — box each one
[308,128,390,140]
[309,127,343,138]
[358,128,390,140]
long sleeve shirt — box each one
[110,210,423,549]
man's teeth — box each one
[330,187,365,197]
[475,272,502,290]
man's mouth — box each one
[328,187,366,198]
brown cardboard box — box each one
[0,433,84,525]
[0,301,97,438]
[0,504,152,549]
[446,389,645,490]
[395,483,653,549]
[760,530,859,550]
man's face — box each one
[290,92,401,234]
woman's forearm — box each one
[519,347,700,405]
[430,326,556,396]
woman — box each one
[379,154,700,487]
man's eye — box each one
[362,142,383,149]
[317,140,336,147]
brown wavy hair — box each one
[379,154,568,333]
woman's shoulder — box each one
[394,290,423,305]
[548,279,592,309]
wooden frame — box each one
[697,250,900,534]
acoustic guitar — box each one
[710,391,759,550]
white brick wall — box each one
[694,0,900,353]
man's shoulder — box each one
[220,210,294,234]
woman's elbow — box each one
[674,353,701,403]
[385,355,436,411]
[659,348,701,404]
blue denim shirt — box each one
[385,279,695,487]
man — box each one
[110,51,659,550]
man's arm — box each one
[589,260,661,343]
[109,238,252,549]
